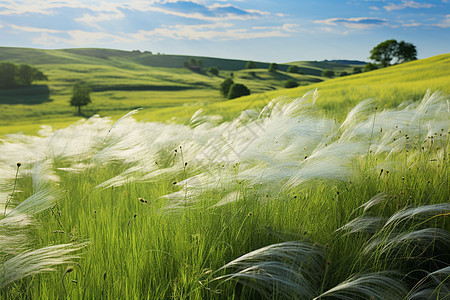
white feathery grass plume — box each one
[354,193,389,214]
[364,228,450,256]
[313,271,408,300]
[210,191,241,208]
[7,186,63,217]
[0,214,33,227]
[108,108,142,133]
[0,234,28,254]
[383,203,450,228]
[0,243,86,287]
[338,98,376,133]
[406,266,450,299]
[215,241,325,299]
[337,216,387,235]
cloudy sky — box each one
[0,0,449,62]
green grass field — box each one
[0,48,449,299]
[0,47,363,136]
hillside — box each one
[0,47,363,135]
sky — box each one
[0,0,449,63]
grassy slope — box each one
[0,47,360,135]
[199,53,450,122]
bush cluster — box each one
[0,62,48,89]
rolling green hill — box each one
[0,47,448,136]
[0,47,363,135]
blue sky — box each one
[0,0,449,62]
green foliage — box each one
[353,67,362,74]
[208,66,219,76]
[283,79,299,88]
[287,65,301,74]
[0,62,47,89]
[363,62,378,72]
[268,63,278,72]
[70,82,92,114]
[370,39,417,67]
[220,78,234,97]
[322,70,335,78]
[228,83,250,99]
[340,71,349,77]
[245,61,256,69]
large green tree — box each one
[0,62,47,89]
[228,83,250,99]
[370,39,417,67]
[220,78,234,97]
[70,82,92,114]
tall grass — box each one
[0,90,448,299]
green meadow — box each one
[0,48,449,299]
[0,47,361,135]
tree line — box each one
[0,62,48,89]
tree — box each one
[268,63,278,72]
[353,67,362,74]
[340,71,349,77]
[283,79,299,88]
[245,61,256,69]
[369,39,417,67]
[287,65,301,74]
[322,70,334,78]
[208,66,219,76]
[363,62,378,72]
[0,62,47,89]
[220,78,234,97]
[396,40,417,63]
[0,62,18,89]
[228,83,250,99]
[70,82,92,114]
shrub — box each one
[353,67,362,74]
[287,65,301,74]
[208,66,219,76]
[220,78,234,97]
[322,70,334,78]
[284,79,299,88]
[228,83,250,99]
[245,61,256,69]
[268,63,278,72]
[364,63,378,72]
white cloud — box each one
[9,24,62,33]
[315,17,388,29]
[383,1,434,11]
[131,23,290,41]
[74,11,125,29]
[282,23,300,32]
[32,30,133,47]
[436,14,450,28]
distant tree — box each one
[249,71,256,77]
[283,79,299,88]
[353,67,362,74]
[70,82,92,114]
[322,70,334,78]
[396,40,417,63]
[228,83,250,99]
[340,71,349,77]
[370,39,417,67]
[220,78,234,97]
[268,63,278,72]
[0,62,18,89]
[287,65,301,74]
[0,62,47,89]
[363,62,378,72]
[208,66,219,76]
[245,61,256,69]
